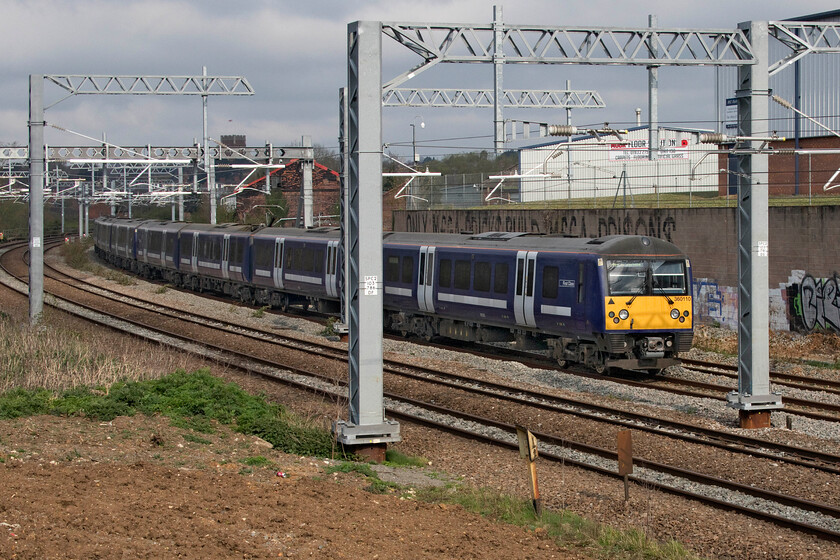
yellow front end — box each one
[604,295,692,331]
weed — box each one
[64,448,82,462]
[170,415,216,434]
[239,467,253,475]
[241,455,270,467]
[154,285,169,294]
[415,486,701,560]
[0,311,188,393]
[325,461,400,494]
[319,317,339,337]
[385,449,428,467]
[0,369,348,459]
[59,238,94,271]
[252,306,269,318]
[183,433,212,445]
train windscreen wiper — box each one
[625,282,647,306]
[652,280,674,305]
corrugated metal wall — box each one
[715,16,840,137]
[518,128,719,203]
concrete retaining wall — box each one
[393,206,840,333]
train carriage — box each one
[135,220,189,280]
[172,223,255,299]
[93,216,693,374]
[249,227,341,312]
[93,217,148,270]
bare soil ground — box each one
[5,247,840,559]
[0,414,579,559]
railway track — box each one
[681,357,840,395]
[14,243,840,476]
[2,242,840,542]
[1,244,840,539]
[443,340,840,423]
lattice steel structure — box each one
[27,73,255,324]
[382,88,605,108]
[334,21,401,450]
[342,15,840,439]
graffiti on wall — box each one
[401,210,678,243]
[693,280,726,324]
[788,274,840,333]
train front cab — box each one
[599,254,694,373]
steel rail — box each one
[3,247,840,542]
[19,244,840,476]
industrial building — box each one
[517,126,720,203]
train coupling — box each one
[638,336,666,358]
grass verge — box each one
[0,369,346,459]
[59,238,135,285]
[417,486,701,560]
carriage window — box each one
[180,235,192,256]
[542,266,559,299]
[386,256,400,282]
[454,260,471,290]
[401,256,414,284]
[607,260,646,296]
[313,249,324,273]
[230,238,244,264]
[438,259,452,288]
[150,231,163,250]
[577,264,585,303]
[607,259,688,296]
[651,260,688,294]
[301,248,315,272]
[494,263,509,294]
[526,260,535,297]
[474,262,490,292]
[255,241,272,268]
[165,234,175,256]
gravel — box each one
[10,246,840,559]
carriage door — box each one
[417,246,436,313]
[222,234,231,280]
[514,251,538,328]
[190,232,199,273]
[273,238,285,289]
[325,240,339,298]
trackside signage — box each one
[608,138,689,161]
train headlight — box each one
[608,311,615,318]
[670,309,680,319]
[618,309,629,320]
[683,310,690,317]
[613,317,620,324]
[679,316,685,323]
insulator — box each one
[698,133,727,144]
[547,125,579,136]
[772,95,793,109]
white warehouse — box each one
[517,126,720,203]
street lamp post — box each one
[410,116,424,165]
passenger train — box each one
[93,217,694,374]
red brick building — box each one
[237,159,341,225]
[718,135,840,197]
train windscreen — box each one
[607,259,687,296]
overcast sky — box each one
[1,0,837,161]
